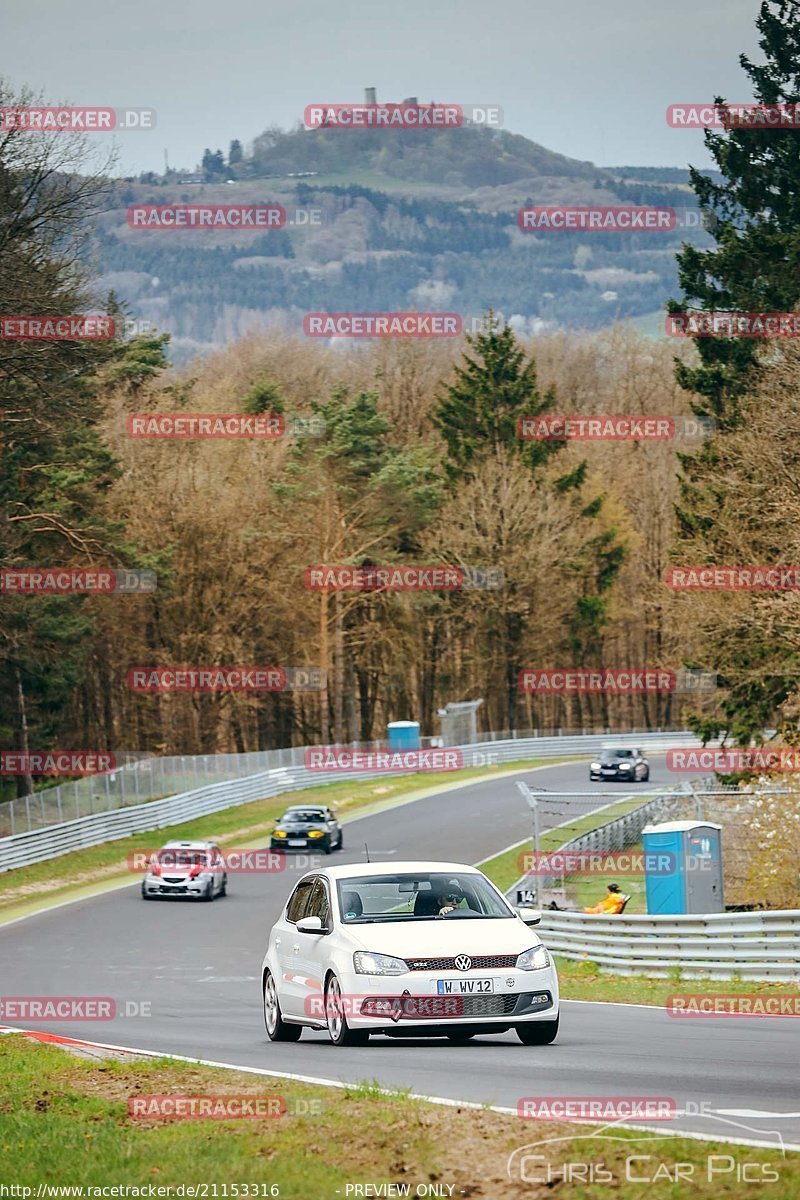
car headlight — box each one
[353,952,408,975]
[517,944,550,971]
[273,830,287,838]
[307,830,324,838]
[590,761,601,770]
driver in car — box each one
[436,883,466,915]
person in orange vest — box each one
[584,883,626,915]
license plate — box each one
[288,839,306,846]
[437,978,494,995]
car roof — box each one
[161,840,215,849]
[284,804,327,811]
[307,861,484,881]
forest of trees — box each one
[95,177,713,360]
[0,263,726,782]
[4,0,800,799]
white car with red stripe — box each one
[261,860,559,1046]
[141,840,227,901]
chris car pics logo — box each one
[507,1122,783,1187]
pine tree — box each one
[670,0,800,426]
[669,1,800,742]
[432,316,560,479]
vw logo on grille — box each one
[455,954,472,972]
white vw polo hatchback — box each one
[261,860,559,1046]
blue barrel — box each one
[387,721,420,751]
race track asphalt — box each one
[1,754,798,1151]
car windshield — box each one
[156,850,209,867]
[603,750,635,759]
[282,809,326,822]
[336,872,514,924]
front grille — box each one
[370,991,552,1022]
[406,954,518,971]
[162,877,186,884]
[457,994,518,1017]
[391,994,520,1019]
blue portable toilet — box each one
[641,820,724,915]
[387,720,421,751]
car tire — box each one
[642,769,650,782]
[141,883,154,900]
[516,1016,559,1045]
[322,837,333,855]
[201,880,214,902]
[325,974,369,1046]
[219,876,227,897]
[336,831,344,851]
[263,971,302,1042]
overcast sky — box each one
[3,0,764,175]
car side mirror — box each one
[296,915,324,934]
[516,907,542,926]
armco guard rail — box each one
[0,730,707,872]
[536,908,800,982]
[0,725,692,837]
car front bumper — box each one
[325,966,559,1030]
[271,837,327,850]
[142,877,209,896]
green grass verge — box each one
[0,759,568,916]
[480,794,647,894]
[0,1036,795,1197]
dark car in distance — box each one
[270,805,343,853]
[589,747,650,783]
